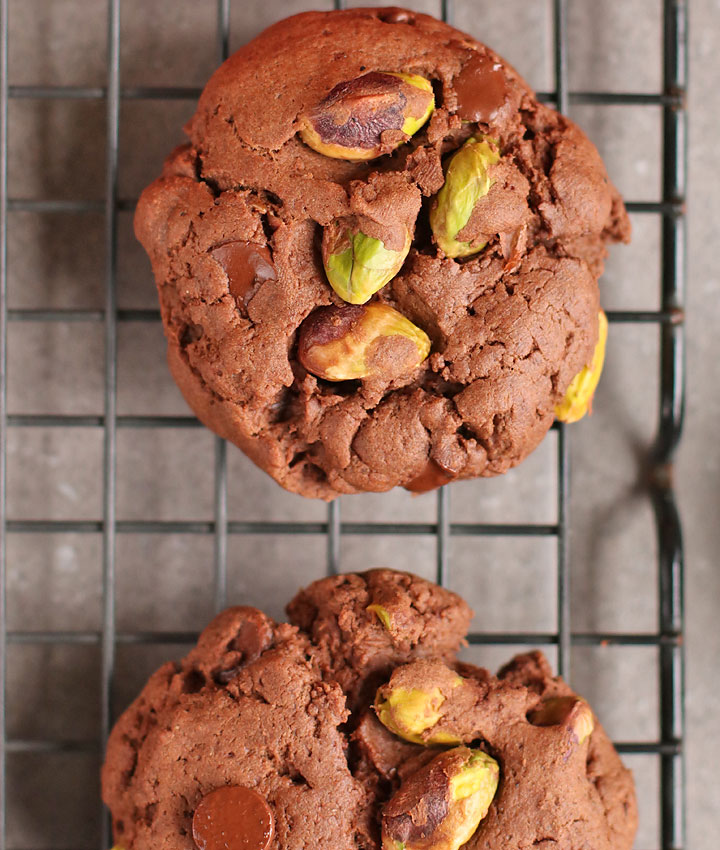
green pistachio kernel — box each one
[388,72,436,137]
[323,226,411,305]
[450,750,499,804]
[555,311,608,423]
[367,603,393,631]
[429,137,501,258]
[528,695,595,745]
[375,684,462,746]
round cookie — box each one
[102,573,637,850]
[135,7,629,500]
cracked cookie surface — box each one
[101,607,372,850]
[135,7,629,500]
[101,570,637,850]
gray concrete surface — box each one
[3,0,718,847]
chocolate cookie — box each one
[135,7,628,499]
[102,570,637,850]
[135,9,629,499]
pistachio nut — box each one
[298,71,435,160]
[555,310,608,423]
[429,137,500,258]
[375,664,464,746]
[297,303,430,382]
[322,223,411,304]
[381,747,499,850]
[528,695,595,745]
[367,603,393,631]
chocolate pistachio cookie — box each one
[135,7,627,499]
[102,569,637,850]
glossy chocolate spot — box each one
[210,241,276,305]
[379,8,415,24]
[405,458,457,493]
[192,786,274,850]
[213,665,244,685]
[454,52,510,123]
[229,616,273,663]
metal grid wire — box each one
[0,0,687,848]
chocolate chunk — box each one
[229,616,274,662]
[453,52,510,123]
[213,611,275,683]
[352,711,424,779]
[210,241,276,305]
[192,786,274,850]
[378,8,415,24]
[405,458,457,493]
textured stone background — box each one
[4,0,718,846]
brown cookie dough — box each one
[101,607,371,850]
[102,571,637,850]
[134,7,629,500]
[286,569,473,707]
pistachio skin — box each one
[429,137,500,258]
[297,303,431,382]
[555,310,608,423]
[381,747,499,850]
[298,71,435,160]
[323,225,411,304]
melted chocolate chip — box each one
[192,786,274,850]
[212,665,243,685]
[213,616,274,685]
[405,459,457,493]
[454,52,510,123]
[210,241,276,305]
[379,8,415,24]
[229,617,273,663]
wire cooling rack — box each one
[0,1,687,848]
